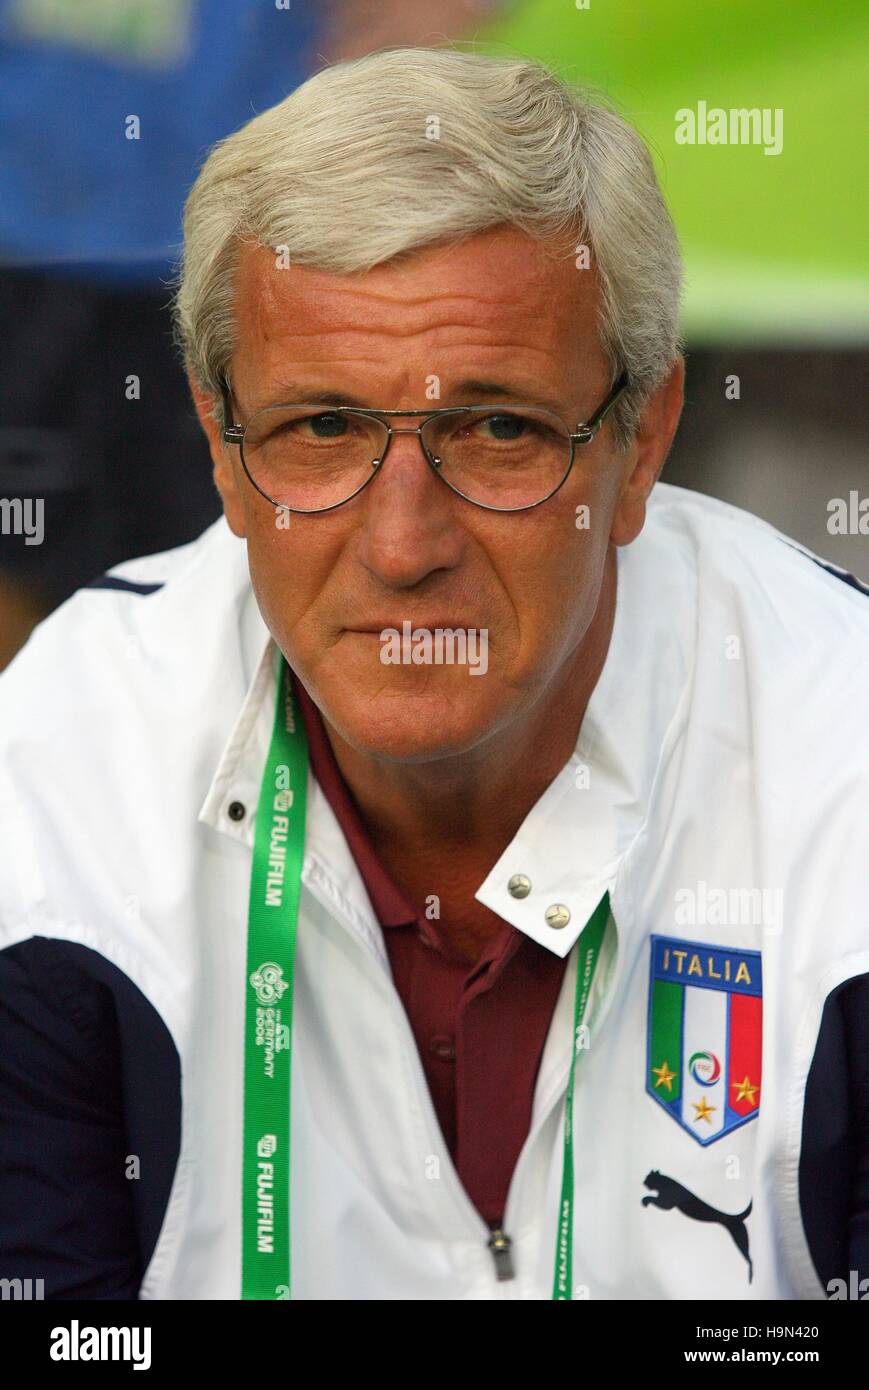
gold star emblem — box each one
[651,1059,677,1092]
[733,1075,760,1106]
[692,1096,716,1124]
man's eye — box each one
[458,413,538,443]
[480,413,530,441]
[300,412,348,439]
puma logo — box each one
[642,1170,753,1283]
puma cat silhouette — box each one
[642,1170,753,1283]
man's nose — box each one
[355,431,464,587]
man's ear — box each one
[188,374,247,538]
[610,356,685,547]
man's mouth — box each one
[345,620,477,633]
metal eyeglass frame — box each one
[220,370,628,515]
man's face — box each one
[194,225,681,762]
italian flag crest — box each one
[646,935,762,1145]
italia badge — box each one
[646,936,762,1144]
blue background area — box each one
[0,0,323,284]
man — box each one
[0,46,867,1301]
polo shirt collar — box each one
[199,524,693,959]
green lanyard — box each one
[242,653,608,1300]
[552,887,609,1299]
[241,653,308,1299]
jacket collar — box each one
[476,524,694,957]
[198,520,694,959]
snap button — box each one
[429,1035,456,1062]
[507,873,531,899]
[545,903,571,929]
[227,800,246,822]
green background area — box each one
[482,0,868,341]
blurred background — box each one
[0,0,866,668]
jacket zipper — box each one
[302,863,579,1292]
[487,1227,515,1281]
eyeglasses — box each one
[221,372,628,514]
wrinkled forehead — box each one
[227,226,608,408]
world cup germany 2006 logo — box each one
[250,961,289,1006]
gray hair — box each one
[171,45,683,448]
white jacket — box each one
[1,482,867,1300]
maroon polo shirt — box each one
[291,670,569,1228]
